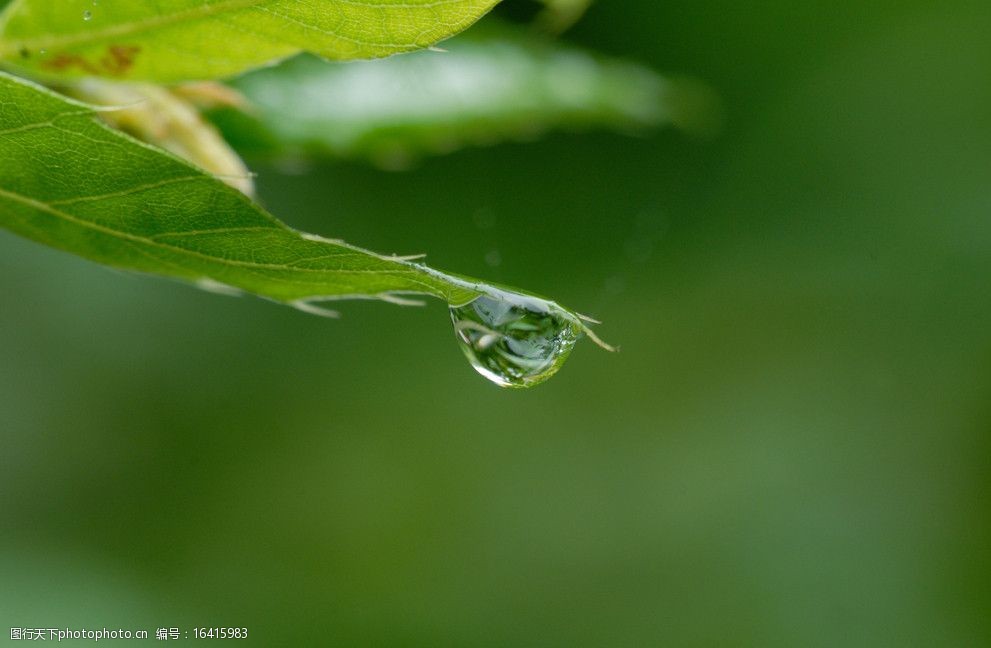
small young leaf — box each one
[209,27,683,168]
[0,0,499,82]
[65,79,255,196]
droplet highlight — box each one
[82,10,92,20]
[450,291,583,388]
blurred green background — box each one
[2,1,990,645]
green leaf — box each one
[0,0,499,82]
[66,78,257,196]
[209,26,681,168]
[0,71,609,387]
[0,70,493,311]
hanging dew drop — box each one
[82,10,92,20]
[450,291,584,388]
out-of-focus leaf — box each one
[0,71,505,312]
[210,27,696,168]
[0,0,499,82]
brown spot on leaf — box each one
[43,53,100,74]
[41,45,140,77]
[101,45,140,76]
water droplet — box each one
[450,291,583,388]
[82,10,92,20]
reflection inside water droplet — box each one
[82,10,92,20]
[450,291,583,388]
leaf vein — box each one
[0,186,421,279]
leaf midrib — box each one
[0,186,425,281]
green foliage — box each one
[212,26,676,167]
[0,72,489,310]
[0,0,499,81]
[0,1,665,385]
[3,2,989,642]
